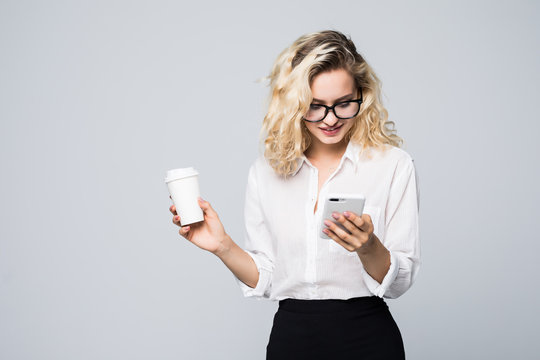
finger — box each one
[323,219,353,244]
[323,227,355,252]
[179,225,190,236]
[198,197,216,217]
[172,215,181,226]
[169,205,177,215]
[330,212,361,236]
[343,211,370,232]
[358,214,373,233]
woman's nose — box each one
[323,111,340,127]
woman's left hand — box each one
[323,211,376,254]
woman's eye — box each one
[337,102,351,109]
[310,104,322,110]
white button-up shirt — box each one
[235,141,420,301]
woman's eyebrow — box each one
[312,93,354,103]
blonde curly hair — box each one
[259,30,402,177]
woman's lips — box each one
[320,124,343,136]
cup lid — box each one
[165,167,199,183]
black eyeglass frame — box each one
[302,89,364,123]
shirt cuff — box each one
[235,250,272,299]
[361,251,399,298]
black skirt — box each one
[266,296,405,360]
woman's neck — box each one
[304,138,348,163]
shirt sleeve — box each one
[361,155,421,299]
[234,160,275,299]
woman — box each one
[169,30,420,359]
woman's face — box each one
[303,68,358,148]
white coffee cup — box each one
[165,167,204,226]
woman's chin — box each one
[317,135,346,146]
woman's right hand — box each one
[169,196,229,255]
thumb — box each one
[198,197,215,215]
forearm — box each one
[214,234,260,289]
[357,234,391,283]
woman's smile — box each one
[319,123,343,136]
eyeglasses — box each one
[302,89,363,123]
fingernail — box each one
[323,228,329,234]
[175,216,179,220]
[343,211,350,218]
[324,220,332,227]
[332,212,339,219]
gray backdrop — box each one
[1,0,539,359]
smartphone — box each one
[319,193,366,239]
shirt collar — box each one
[291,141,362,177]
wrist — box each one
[213,233,233,258]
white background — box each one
[1,0,539,358]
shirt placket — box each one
[304,156,348,298]
[305,165,319,297]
